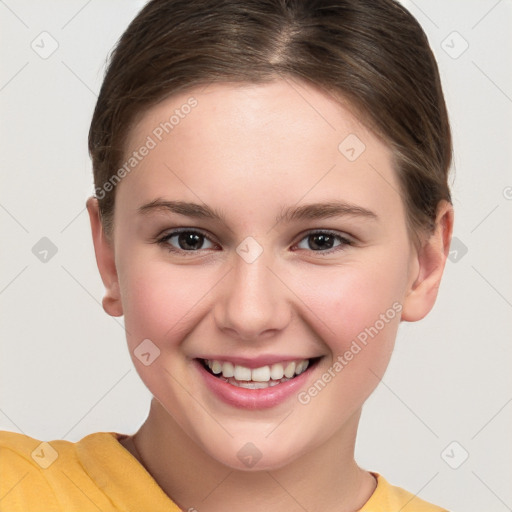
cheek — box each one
[118,259,217,349]
[291,256,405,419]
[295,252,406,349]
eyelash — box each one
[155,228,354,256]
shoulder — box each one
[0,429,121,511]
[0,430,62,509]
[0,429,64,472]
[0,429,82,467]
[360,473,450,512]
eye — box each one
[156,228,352,255]
[295,230,353,253]
[158,229,217,252]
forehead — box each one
[118,79,401,224]
[127,79,371,155]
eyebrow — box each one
[138,199,224,220]
[276,201,378,224]
[138,199,378,224]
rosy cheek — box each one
[120,272,171,341]
[294,262,399,345]
[120,263,214,346]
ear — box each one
[86,197,123,317]
[401,200,454,322]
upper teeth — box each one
[205,359,310,382]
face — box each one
[101,80,422,470]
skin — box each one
[87,79,453,512]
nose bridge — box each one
[214,244,290,340]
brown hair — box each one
[89,0,452,244]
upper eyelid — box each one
[160,227,212,238]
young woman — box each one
[0,1,453,510]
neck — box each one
[126,399,376,512]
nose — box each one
[213,249,292,341]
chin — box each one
[204,435,311,472]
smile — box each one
[200,358,316,389]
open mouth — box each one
[199,357,322,389]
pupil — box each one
[179,232,202,250]
[310,234,333,250]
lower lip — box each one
[194,359,316,410]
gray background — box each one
[1,1,511,511]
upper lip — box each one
[195,354,322,368]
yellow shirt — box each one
[0,430,448,511]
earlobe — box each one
[401,200,454,322]
[86,197,123,317]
